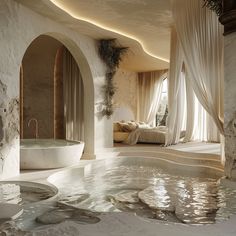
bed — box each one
[124,126,167,145]
[113,122,131,143]
[113,121,185,145]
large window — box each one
[156,78,168,126]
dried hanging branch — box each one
[98,39,128,118]
[203,0,223,16]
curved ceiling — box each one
[15,0,173,72]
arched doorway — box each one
[19,34,95,158]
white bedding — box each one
[125,126,167,145]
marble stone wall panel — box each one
[224,32,236,179]
[0,80,19,179]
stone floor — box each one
[113,141,221,155]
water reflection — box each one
[56,165,236,224]
[2,165,235,230]
[0,183,54,205]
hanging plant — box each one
[98,39,128,118]
[203,0,223,16]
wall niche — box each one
[20,35,84,140]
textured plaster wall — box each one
[22,35,62,139]
[113,69,138,121]
[224,32,236,180]
[0,0,111,179]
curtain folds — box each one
[172,0,224,135]
[137,70,167,126]
[63,48,84,141]
[184,71,220,143]
[165,28,186,146]
[183,72,195,142]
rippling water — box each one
[1,165,236,232]
[57,165,236,224]
[0,183,54,205]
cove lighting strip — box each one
[50,0,169,63]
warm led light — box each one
[49,0,169,63]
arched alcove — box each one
[0,1,107,179]
[19,33,95,157]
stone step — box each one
[116,151,223,170]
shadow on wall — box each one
[113,106,135,122]
[21,35,64,139]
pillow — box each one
[138,121,145,125]
[117,121,138,132]
[138,122,150,129]
[127,121,138,131]
[113,122,121,132]
[119,122,131,132]
[154,126,167,131]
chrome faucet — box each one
[28,118,39,139]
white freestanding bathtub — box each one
[20,139,84,169]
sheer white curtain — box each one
[165,28,186,146]
[184,71,220,143]
[137,70,167,126]
[63,48,84,141]
[172,0,224,135]
[183,73,195,142]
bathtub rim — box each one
[20,139,84,150]
[20,139,85,170]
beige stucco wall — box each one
[0,0,112,179]
[113,68,138,121]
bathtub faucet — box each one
[28,118,39,139]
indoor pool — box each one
[49,158,236,225]
[1,157,236,235]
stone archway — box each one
[0,0,101,180]
[20,33,95,157]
